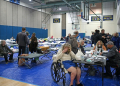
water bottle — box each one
[94,45,97,56]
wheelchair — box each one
[51,55,83,86]
[51,55,69,86]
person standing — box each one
[94,30,102,45]
[111,32,120,50]
[29,33,38,53]
[100,29,107,45]
[25,31,30,54]
[16,27,29,56]
[68,31,79,54]
[91,32,94,47]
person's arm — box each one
[70,51,76,59]
[6,45,13,53]
[56,49,64,61]
[93,46,96,50]
[25,35,29,45]
[105,50,116,59]
[102,45,106,51]
[16,34,18,44]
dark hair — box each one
[101,29,104,31]
[22,27,26,31]
[95,30,100,34]
[74,31,79,35]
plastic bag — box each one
[75,49,84,60]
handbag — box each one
[75,49,84,60]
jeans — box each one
[25,46,29,54]
[3,53,13,62]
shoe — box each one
[103,73,108,76]
[77,83,84,86]
[104,75,112,79]
[6,62,8,64]
[9,60,14,62]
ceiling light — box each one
[59,8,62,10]
[29,0,32,1]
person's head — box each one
[107,33,109,35]
[101,29,105,34]
[26,31,30,36]
[68,33,71,37]
[73,31,79,37]
[32,32,36,37]
[62,43,71,53]
[96,40,103,47]
[114,32,119,37]
[92,32,94,35]
[80,40,84,46]
[95,30,100,34]
[1,40,6,46]
[22,27,26,32]
[107,41,114,49]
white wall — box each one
[116,1,120,32]
[50,15,62,38]
[66,2,117,36]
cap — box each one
[32,32,36,35]
[106,41,114,45]
[26,31,30,35]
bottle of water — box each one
[94,45,97,56]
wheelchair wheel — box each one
[51,62,61,82]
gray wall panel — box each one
[0,1,50,29]
[62,14,66,29]
[13,4,18,26]
[37,12,41,28]
[0,0,1,25]
[7,2,12,26]
[30,9,34,28]
[33,11,38,28]
[1,0,7,25]
[18,5,22,27]
[22,7,27,27]
[27,8,31,27]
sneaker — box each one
[8,60,14,62]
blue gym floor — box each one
[0,44,120,86]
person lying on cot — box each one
[55,43,84,86]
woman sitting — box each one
[55,43,83,86]
[93,40,106,52]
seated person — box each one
[100,41,120,78]
[10,37,15,41]
[61,37,64,40]
[56,43,83,86]
[78,40,85,55]
[93,40,106,52]
[0,40,14,64]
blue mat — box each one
[0,50,120,86]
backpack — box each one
[87,66,97,76]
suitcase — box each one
[18,54,28,66]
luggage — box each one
[18,54,28,66]
[37,48,43,54]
